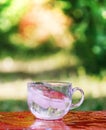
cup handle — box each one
[70,87,84,110]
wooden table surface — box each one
[0,111,106,129]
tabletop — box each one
[0,111,106,130]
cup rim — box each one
[27,81,72,86]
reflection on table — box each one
[29,119,70,130]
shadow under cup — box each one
[27,81,84,120]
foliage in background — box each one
[62,0,106,74]
[0,0,106,74]
[0,0,32,59]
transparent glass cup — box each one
[27,81,84,120]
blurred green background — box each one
[0,0,106,111]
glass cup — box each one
[27,81,84,120]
